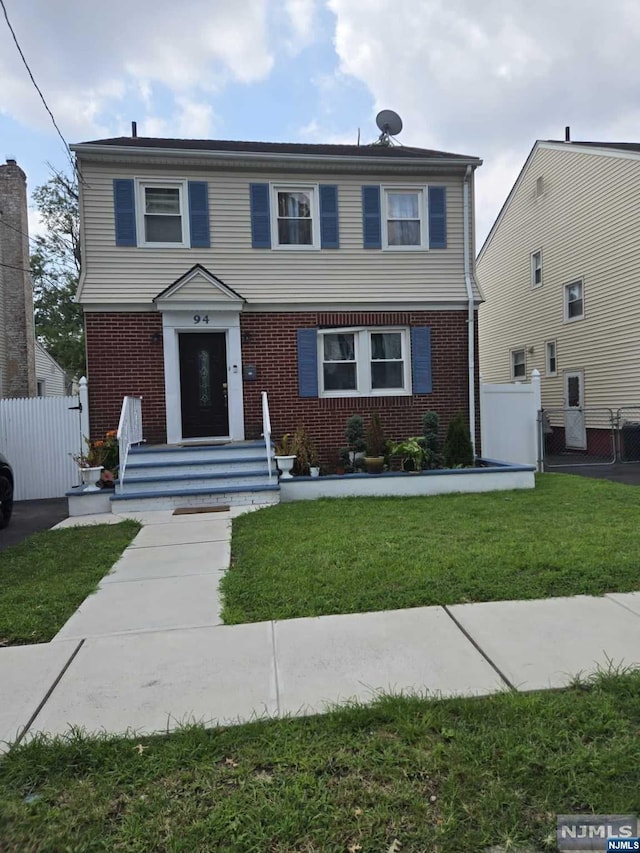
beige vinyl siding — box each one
[78,162,474,306]
[478,144,640,410]
[34,342,66,395]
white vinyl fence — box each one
[480,369,541,467]
[0,377,89,500]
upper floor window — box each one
[138,181,189,247]
[382,187,427,249]
[511,348,526,380]
[564,279,584,322]
[546,340,557,376]
[271,185,319,249]
[531,250,542,288]
[319,328,411,397]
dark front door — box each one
[179,332,229,438]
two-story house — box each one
[477,139,640,457]
[72,134,482,493]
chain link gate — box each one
[539,407,616,468]
[539,407,640,469]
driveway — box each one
[548,462,640,486]
[0,498,68,551]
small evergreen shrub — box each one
[443,414,474,468]
[421,411,444,469]
[345,415,366,454]
[365,413,386,457]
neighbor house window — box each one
[383,187,426,248]
[531,250,542,287]
[564,279,584,321]
[36,380,45,396]
[511,348,526,380]
[137,181,188,247]
[319,328,410,396]
[546,340,557,376]
[271,185,319,248]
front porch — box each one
[68,440,279,516]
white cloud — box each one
[327,0,640,241]
[0,0,273,139]
[282,0,318,51]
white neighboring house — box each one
[477,138,640,453]
[34,341,68,396]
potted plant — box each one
[73,437,104,492]
[345,414,366,468]
[274,433,296,479]
[364,412,386,474]
[309,442,320,477]
[390,436,426,472]
[336,446,351,475]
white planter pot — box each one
[276,455,296,479]
[80,466,103,492]
[310,466,320,478]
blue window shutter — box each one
[297,328,318,398]
[428,186,447,249]
[250,183,271,248]
[113,179,136,246]
[188,181,210,248]
[411,327,432,393]
[362,185,381,248]
[319,184,339,248]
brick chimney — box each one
[0,159,36,397]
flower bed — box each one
[279,458,535,502]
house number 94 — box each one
[193,314,210,324]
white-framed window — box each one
[271,184,319,249]
[319,327,411,397]
[545,340,557,376]
[564,279,584,322]
[382,186,427,249]
[531,249,542,287]
[36,379,45,396]
[511,348,526,380]
[137,180,189,247]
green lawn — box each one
[1,670,639,851]
[0,521,141,646]
[222,473,640,624]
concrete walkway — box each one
[3,505,640,752]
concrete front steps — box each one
[68,441,280,515]
[110,440,280,512]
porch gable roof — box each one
[153,264,246,308]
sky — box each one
[2,0,640,247]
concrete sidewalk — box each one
[2,505,640,751]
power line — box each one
[0,215,40,247]
[0,0,75,173]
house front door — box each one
[564,370,586,450]
[179,332,229,439]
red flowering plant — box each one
[73,431,119,478]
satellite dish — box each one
[376,109,403,137]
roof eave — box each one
[70,142,482,169]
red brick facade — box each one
[85,309,479,462]
[85,313,166,444]
[241,310,478,466]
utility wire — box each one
[0,0,76,173]
[0,215,40,247]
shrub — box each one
[443,414,474,468]
[345,415,366,454]
[421,411,444,469]
[365,413,386,457]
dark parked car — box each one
[0,452,13,528]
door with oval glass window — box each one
[179,333,229,438]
